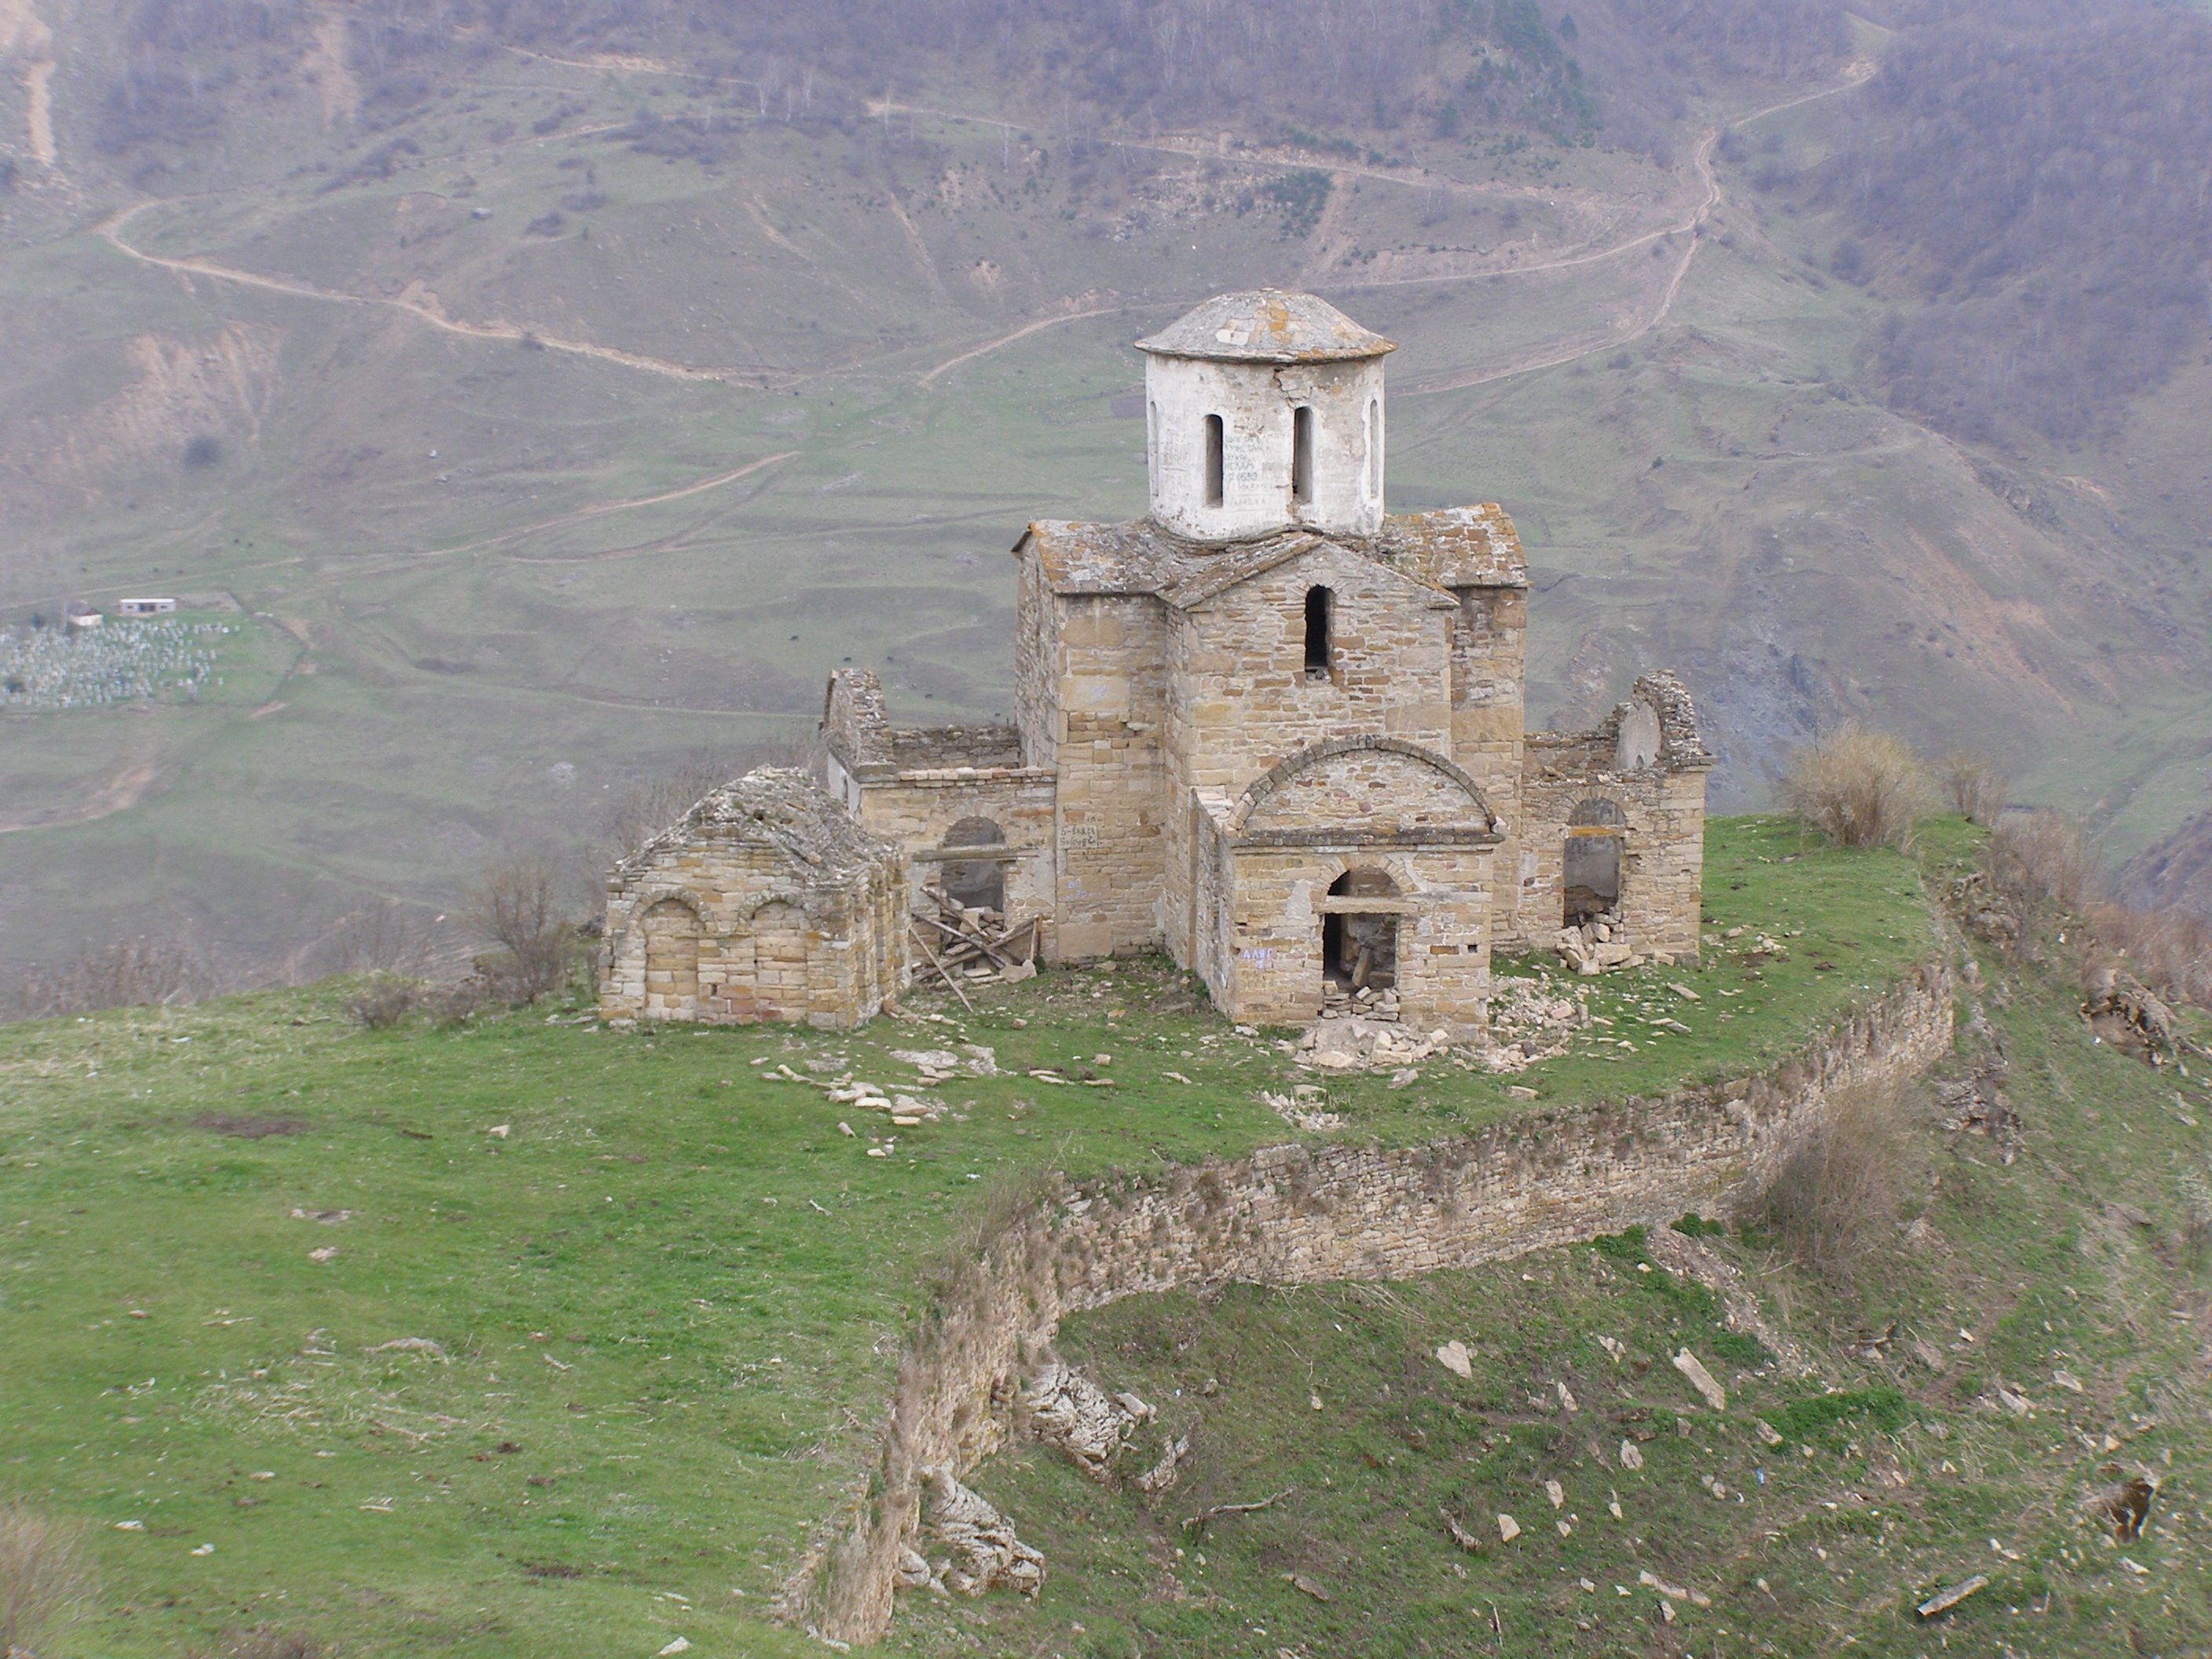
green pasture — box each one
[3,817,1941,1655]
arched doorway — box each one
[641,899,701,1019]
[1563,799,1625,927]
[939,815,1006,914]
[1323,868,1399,1001]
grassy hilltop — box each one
[3,815,2209,1657]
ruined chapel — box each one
[601,290,1712,1033]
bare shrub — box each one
[1761,1080,1919,1291]
[0,1500,92,1654]
[1781,724,1934,850]
[2088,901,2212,1010]
[1937,750,2006,824]
[315,903,445,979]
[464,856,577,1005]
[1988,809,2099,912]
[342,972,422,1029]
[9,937,200,1021]
[420,977,493,1028]
[590,736,817,872]
[2181,1170,2212,1273]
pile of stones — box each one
[1555,909,1645,974]
[1320,980,1403,1020]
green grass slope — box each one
[921,877,2212,1657]
[0,816,1936,1656]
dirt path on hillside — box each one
[471,450,800,559]
[98,202,764,386]
[0,752,159,834]
[1400,60,1878,398]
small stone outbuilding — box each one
[599,767,906,1027]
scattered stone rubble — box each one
[1320,980,1406,1020]
[1935,1054,2023,1163]
[2081,964,2177,1064]
[906,1466,1045,1599]
[1024,1356,1155,1479]
[1554,907,1643,975]
[1295,1017,1453,1071]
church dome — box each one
[1135,290,1396,364]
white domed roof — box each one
[1135,289,1396,364]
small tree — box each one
[1761,1080,1920,1291]
[1782,724,1934,850]
[8,938,199,1021]
[0,1500,91,1654]
[1937,750,2006,824]
[464,856,574,1004]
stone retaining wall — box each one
[780,959,1955,1644]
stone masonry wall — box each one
[785,959,1954,1642]
[600,840,905,1030]
[1204,842,1497,1032]
[1520,742,1707,965]
[1452,584,1530,949]
[1163,544,1462,968]
[1048,591,1170,961]
[848,771,1058,932]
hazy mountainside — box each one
[1,0,2210,974]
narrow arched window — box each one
[1304,584,1331,677]
[1291,405,1314,504]
[1364,398,1382,500]
[1203,413,1225,507]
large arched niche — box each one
[639,897,703,1019]
[1236,738,1492,836]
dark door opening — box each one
[1562,798,1625,927]
[1323,869,1398,1002]
[939,815,1006,914]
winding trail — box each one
[1400,60,1877,397]
[97,201,771,387]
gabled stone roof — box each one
[1016,508,1527,606]
[1134,290,1396,364]
[626,767,897,879]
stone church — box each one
[602,290,1710,1033]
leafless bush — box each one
[342,972,422,1029]
[1937,750,2007,824]
[2181,1170,2212,1273]
[1987,809,2099,913]
[590,736,816,872]
[464,856,577,1005]
[8,938,200,1021]
[2087,901,2212,1010]
[420,977,493,1027]
[314,902,445,980]
[0,1500,92,1654]
[1781,724,1934,850]
[1761,1080,1920,1291]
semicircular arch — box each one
[1232,736,1496,833]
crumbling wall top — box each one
[823,667,893,773]
[888,724,1025,771]
[622,767,898,881]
